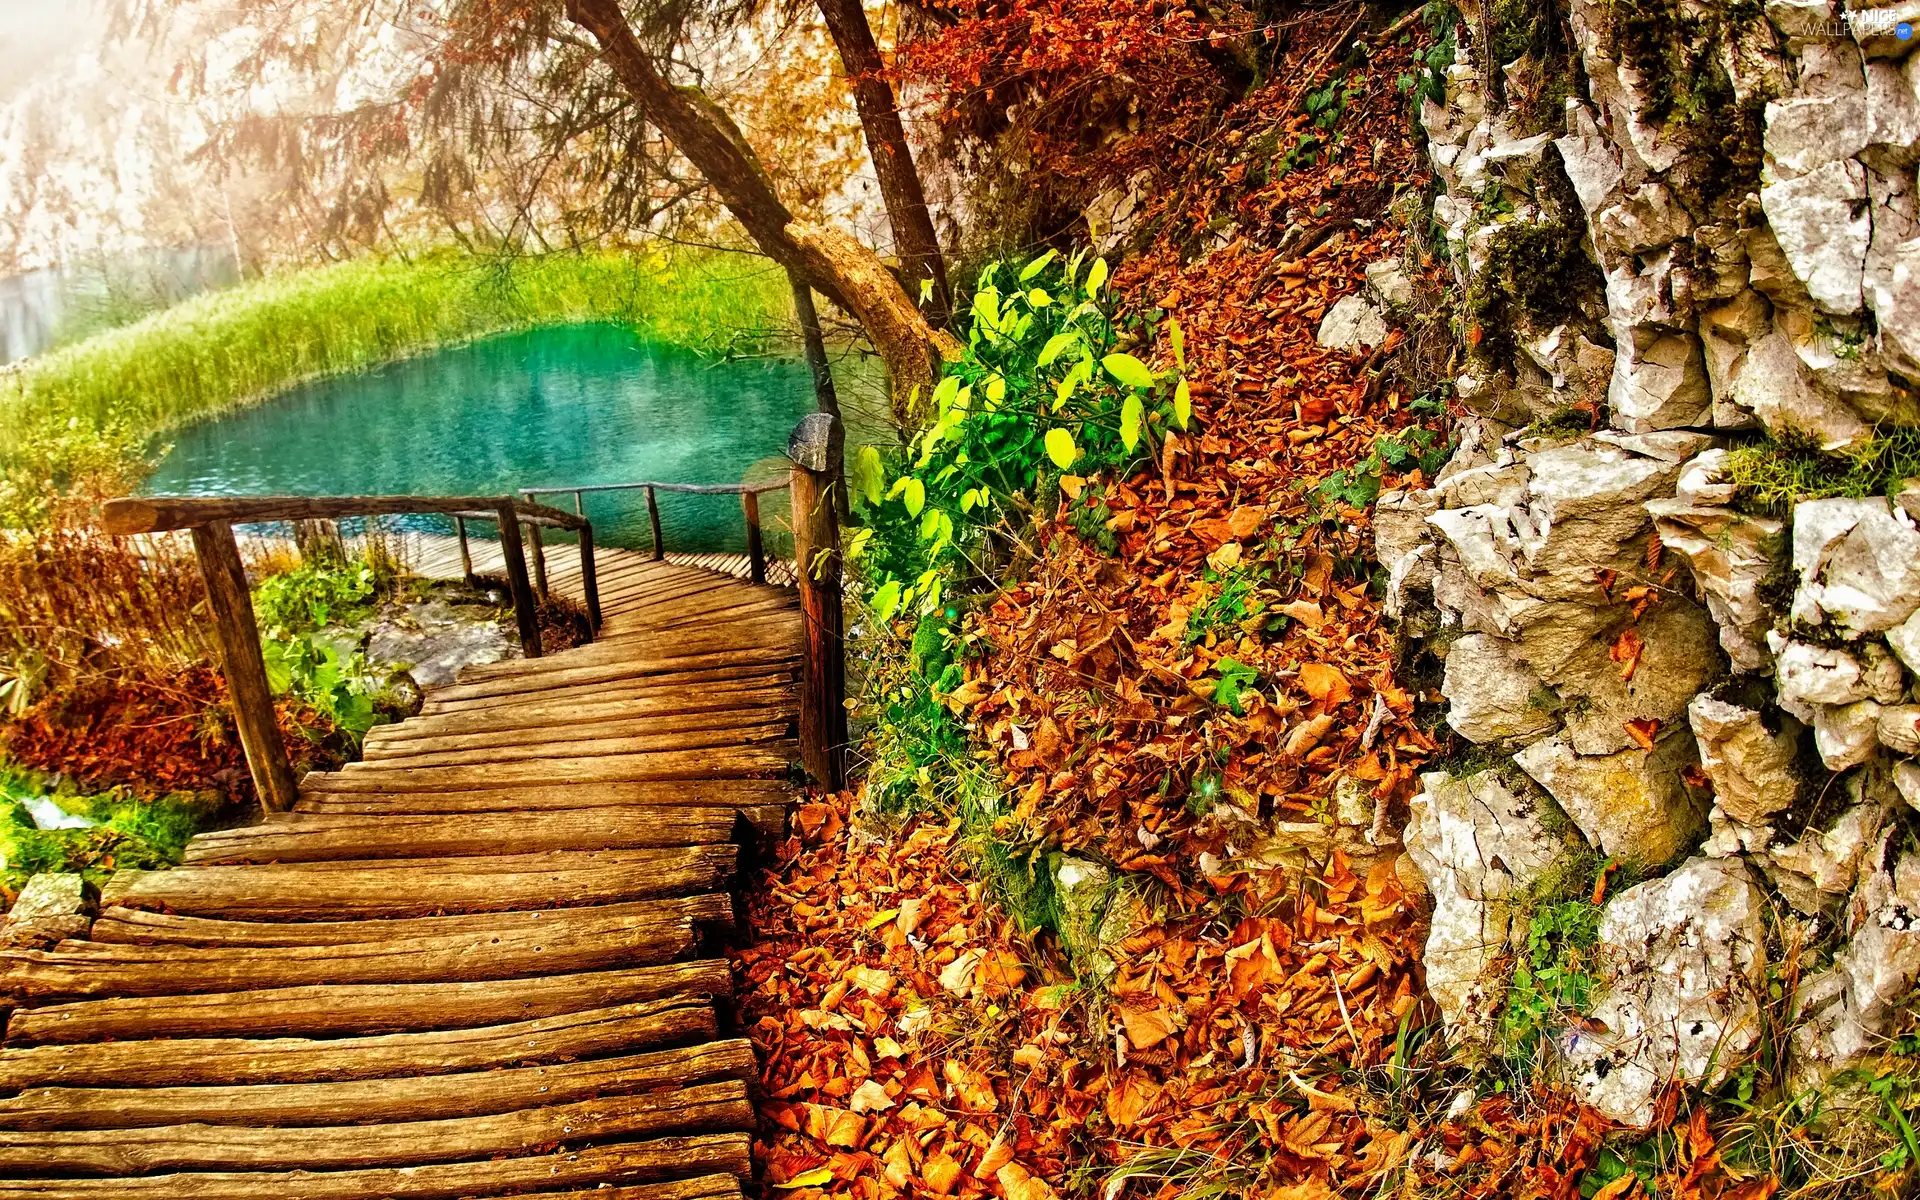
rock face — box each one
[1404,770,1568,1045]
[1316,294,1389,349]
[1563,858,1768,1127]
[1389,0,1920,1107]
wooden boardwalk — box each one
[0,558,804,1197]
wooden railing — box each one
[520,479,791,586]
[101,494,598,812]
[99,414,849,806]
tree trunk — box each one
[789,272,850,521]
[812,0,952,327]
[566,0,956,428]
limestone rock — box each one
[1648,500,1786,672]
[1442,633,1561,745]
[1886,607,1920,673]
[1514,732,1705,868]
[1316,294,1389,350]
[1563,858,1767,1127]
[1791,851,1920,1084]
[1374,488,1440,568]
[1796,500,1920,636]
[1760,159,1871,314]
[1814,697,1883,769]
[1608,330,1712,432]
[1364,259,1415,309]
[1405,770,1568,1044]
[3,873,96,949]
[1764,92,1870,177]
[1767,799,1893,913]
[1688,695,1806,824]
[1777,641,1876,707]
[1869,235,1920,383]
[1878,703,1920,753]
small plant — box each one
[1183,568,1264,646]
[1497,896,1605,1069]
[1724,427,1920,518]
[253,560,380,635]
[1314,428,1451,509]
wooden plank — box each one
[453,621,798,681]
[420,662,797,716]
[424,646,798,705]
[310,745,796,793]
[185,807,740,863]
[99,845,737,918]
[2,900,721,998]
[0,998,718,1087]
[358,723,789,772]
[87,894,731,946]
[292,778,790,815]
[470,1179,741,1200]
[0,1039,755,1129]
[0,1131,751,1197]
[8,960,732,1043]
[363,695,795,752]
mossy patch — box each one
[1724,428,1920,518]
[1467,217,1593,365]
[0,766,220,896]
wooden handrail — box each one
[102,494,588,535]
[523,478,787,582]
[521,480,790,498]
[101,492,602,813]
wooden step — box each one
[307,746,795,792]
[0,1040,755,1129]
[426,647,798,707]
[364,695,794,749]
[184,808,741,864]
[292,778,789,814]
[8,960,732,1044]
[0,1133,752,1197]
[0,998,719,1088]
[100,846,737,918]
[354,722,790,772]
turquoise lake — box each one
[147,324,888,553]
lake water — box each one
[147,324,888,553]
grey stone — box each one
[1609,330,1712,431]
[1796,501,1920,635]
[1564,858,1768,1128]
[1514,732,1705,867]
[1777,640,1873,705]
[1764,93,1869,177]
[1365,259,1415,308]
[1869,236,1920,383]
[1791,850,1920,1085]
[1442,633,1561,744]
[1760,159,1871,314]
[1316,294,1389,349]
[1405,769,1569,1045]
[1879,703,1920,752]
[1648,499,1785,672]
[1688,695,1806,824]
[1815,698,1883,769]
[1886,608,1920,673]
[4,873,96,949]
[1768,799,1893,913]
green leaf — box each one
[973,287,1001,332]
[1120,394,1143,452]
[932,374,961,414]
[984,375,1006,404]
[852,445,885,507]
[1213,656,1259,715]
[1027,287,1054,307]
[1102,352,1155,390]
[1173,378,1192,430]
[1038,331,1080,367]
[902,476,925,517]
[1018,250,1057,281]
[1044,427,1080,469]
[1086,257,1109,297]
[920,508,942,541]
[1168,317,1185,368]
[844,526,874,561]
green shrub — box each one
[1725,428,1920,517]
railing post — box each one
[495,502,543,658]
[190,521,299,812]
[579,521,604,634]
[742,489,766,586]
[645,486,665,561]
[573,490,585,517]
[454,515,475,585]
[788,413,846,790]
[526,521,549,602]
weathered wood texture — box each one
[0,560,797,1193]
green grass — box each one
[0,247,791,450]
[0,765,218,895]
[1724,427,1920,518]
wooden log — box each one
[470,1179,741,1200]
[742,490,766,585]
[183,807,739,863]
[495,502,543,658]
[191,523,300,813]
[788,415,847,790]
[363,700,795,756]
[7,960,732,1044]
[87,894,732,946]
[0,901,724,999]
[292,778,790,815]
[580,521,604,631]
[0,1132,752,1197]
[98,845,737,919]
[349,722,790,772]
[310,745,796,793]
[0,1039,755,1129]
[0,998,718,1088]
[526,522,549,602]
[452,517,474,584]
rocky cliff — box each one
[1367,0,1920,1127]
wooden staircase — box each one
[0,559,803,1198]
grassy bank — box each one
[1,248,792,444]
